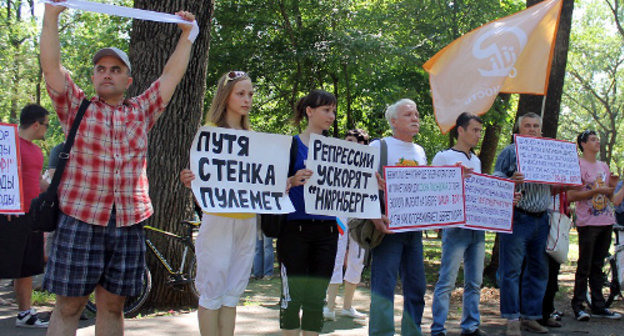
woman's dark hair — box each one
[293,89,337,126]
[346,128,370,145]
[577,130,597,152]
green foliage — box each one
[0,0,130,164]
[31,290,56,306]
[208,0,523,146]
[0,0,525,163]
[561,0,624,171]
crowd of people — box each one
[1,1,624,336]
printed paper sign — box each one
[384,166,465,232]
[464,173,515,233]
[0,123,24,214]
[190,126,294,214]
[304,133,381,218]
[515,135,582,185]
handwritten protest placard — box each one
[304,133,381,218]
[464,173,515,233]
[384,166,464,232]
[515,135,582,185]
[190,126,294,214]
[0,123,24,214]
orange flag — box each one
[423,0,563,134]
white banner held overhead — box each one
[189,126,294,214]
[42,0,199,42]
[303,133,381,218]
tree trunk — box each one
[343,63,353,129]
[517,0,574,139]
[483,234,500,286]
[478,124,501,174]
[478,93,509,174]
[332,73,339,137]
[128,0,213,308]
[485,0,574,282]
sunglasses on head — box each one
[223,71,247,87]
[579,129,594,142]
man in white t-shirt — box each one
[430,112,484,336]
[368,99,427,336]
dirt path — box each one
[1,232,623,335]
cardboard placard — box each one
[384,166,465,232]
[464,172,515,233]
[515,135,582,185]
[0,123,24,214]
[190,126,294,214]
[304,133,381,218]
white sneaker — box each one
[16,308,48,328]
[323,306,336,321]
[339,307,366,319]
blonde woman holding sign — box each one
[180,71,256,336]
[278,90,339,336]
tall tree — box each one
[485,0,575,283]
[516,0,574,138]
[129,0,213,308]
[560,0,624,167]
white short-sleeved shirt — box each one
[370,136,427,168]
[431,148,482,173]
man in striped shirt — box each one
[494,112,551,336]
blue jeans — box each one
[431,228,485,335]
[369,232,425,336]
[253,233,274,278]
[499,211,549,320]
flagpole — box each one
[540,95,546,120]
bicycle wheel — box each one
[585,255,620,308]
[84,266,152,318]
[188,253,199,299]
[605,257,621,307]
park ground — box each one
[1,230,623,335]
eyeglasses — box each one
[223,71,246,87]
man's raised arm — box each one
[158,11,195,105]
[40,1,67,94]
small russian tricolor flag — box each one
[336,218,347,235]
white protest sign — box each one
[515,135,582,185]
[384,166,465,232]
[304,133,381,218]
[0,123,24,214]
[190,126,294,214]
[464,173,515,233]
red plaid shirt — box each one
[47,72,166,227]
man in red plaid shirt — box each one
[40,1,196,335]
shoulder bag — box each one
[29,99,91,232]
[348,139,387,249]
[545,193,572,264]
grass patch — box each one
[32,290,56,306]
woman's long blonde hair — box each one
[204,71,252,130]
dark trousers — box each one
[542,254,561,320]
[277,219,338,332]
[616,212,624,227]
[571,225,613,313]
